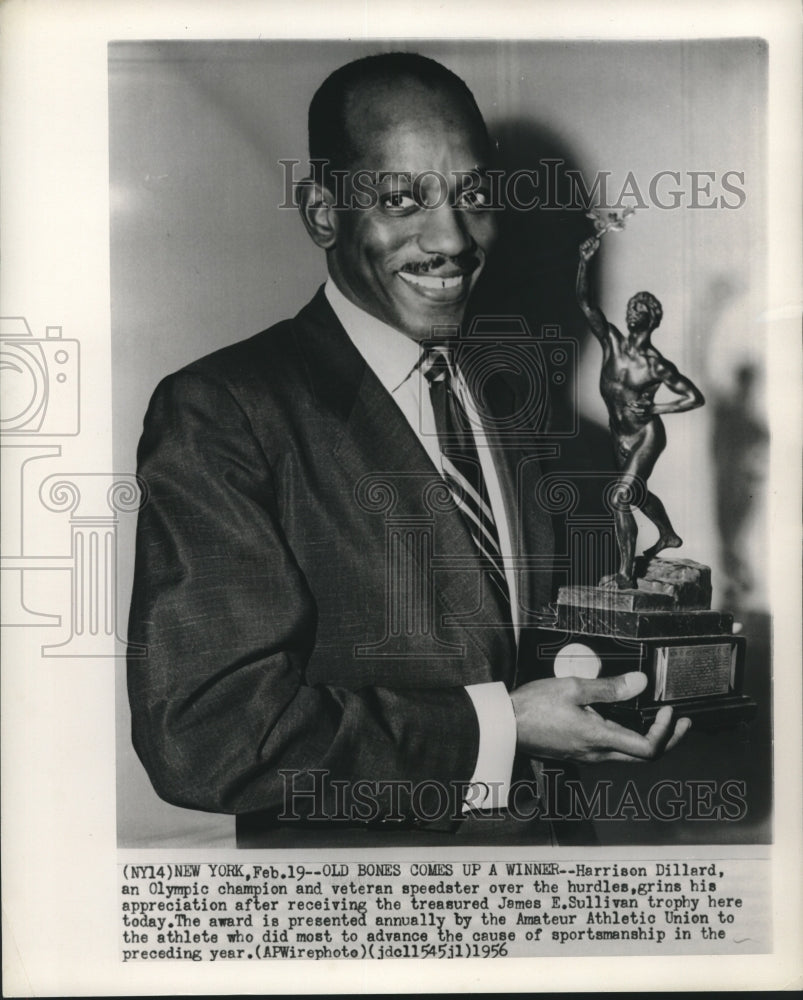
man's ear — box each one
[297,179,338,250]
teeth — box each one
[399,272,464,290]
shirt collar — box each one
[325,278,422,394]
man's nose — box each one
[418,201,473,258]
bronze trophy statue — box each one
[576,233,704,590]
[535,211,756,731]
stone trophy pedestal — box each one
[537,558,757,732]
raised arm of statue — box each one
[576,237,609,343]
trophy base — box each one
[535,560,757,732]
[593,692,757,734]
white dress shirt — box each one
[325,279,516,810]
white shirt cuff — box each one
[463,682,517,812]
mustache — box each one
[399,252,481,276]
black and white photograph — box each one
[2,1,801,995]
[113,37,772,852]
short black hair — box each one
[308,51,489,180]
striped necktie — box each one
[420,346,512,619]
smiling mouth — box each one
[397,272,466,291]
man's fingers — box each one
[571,675,693,758]
[664,716,692,753]
[600,708,691,761]
[642,704,676,749]
[578,703,675,759]
[575,671,648,705]
[602,716,691,762]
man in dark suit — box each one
[128,52,689,846]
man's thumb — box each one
[579,670,648,704]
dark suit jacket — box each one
[127,288,556,841]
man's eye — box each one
[456,188,490,210]
[380,193,417,212]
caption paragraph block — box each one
[120,858,770,961]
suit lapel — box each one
[293,289,514,682]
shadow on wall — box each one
[712,364,768,609]
[689,272,769,613]
[468,118,618,592]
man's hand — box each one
[510,672,691,763]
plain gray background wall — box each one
[111,40,767,845]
